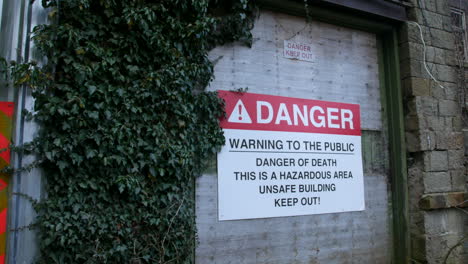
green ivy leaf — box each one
[88,85,97,95]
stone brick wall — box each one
[400,0,467,263]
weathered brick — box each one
[400,23,431,46]
[444,50,457,66]
[400,42,423,62]
[421,131,436,151]
[442,81,459,100]
[426,46,446,65]
[406,98,418,116]
[447,132,464,150]
[434,132,463,150]
[442,15,453,32]
[423,211,466,263]
[403,77,431,96]
[407,131,436,152]
[435,0,449,14]
[424,210,464,236]
[405,115,421,131]
[402,59,456,83]
[430,80,445,99]
[450,169,466,191]
[408,154,425,192]
[425,63,457,82]
[418,96,439,116]
[435,132,448,150]
[423,151,448,171]
[424,171,451,192]
[411,233,427,263]
[408,9,446,31]
[446,192,468,208]
[439,99,460,116]
[448,149,464,169]
[418,0,437,13]
[400,58,423,78]
[419,192,468,210]
[451,116,463,131]
[426,233,465,263]
[429,28,455,50]
[464,130,468,156]
[406,132,420,152]
[399,41,411,61]
[423,116,448,131]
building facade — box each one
[0,0,466,263]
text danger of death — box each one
[256,158,337,167]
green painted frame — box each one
[257,0,410,263]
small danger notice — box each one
[217,91,365,221]
[283,40,314,62]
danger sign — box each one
[217,91,365,221]
[283,40,314,62]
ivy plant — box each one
[11,0,255,263]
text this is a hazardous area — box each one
[217,91,365,221]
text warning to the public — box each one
[217,91,365,220]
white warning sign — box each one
[217,90,365,221]
[283,40,314,62]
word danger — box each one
[256,101,354,129]
[286,42,311,52]
[284,43,313,60]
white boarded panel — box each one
[196,11,391,264]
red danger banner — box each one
[218,90,361,135]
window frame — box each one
[450,7,468,61]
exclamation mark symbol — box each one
[228,99,252,124]
[318,197,320,204]
[238,104,242,121]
